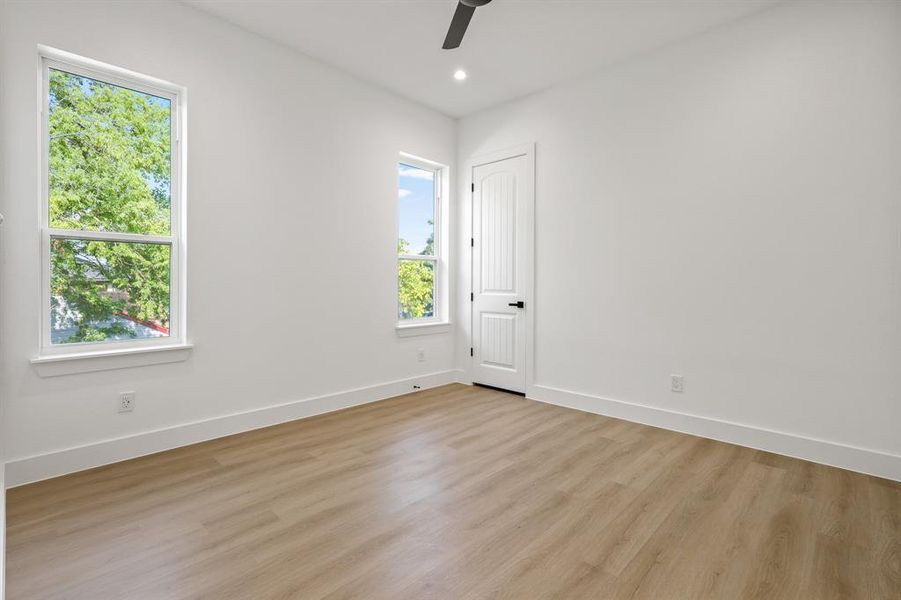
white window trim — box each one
[34,46,189,368]
[396,153,449,333]
[395,321,451,337]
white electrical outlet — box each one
[417,348,425,362]
[119,391,135,413]
[671,375,684,393]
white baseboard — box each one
[529,384,901,483]
[5,369,463,488]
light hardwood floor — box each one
[7,384,901,599]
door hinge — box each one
[471,183,475,193]
[471,237,474,247]
[470,347,474,357]
[470,292,474,301]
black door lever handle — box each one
[508,301,525,308]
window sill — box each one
[31,342,193,377]
[395,322,451,337]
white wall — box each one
[458,0,901,479]
[0,0,457,485]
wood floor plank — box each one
[6,383,900,599]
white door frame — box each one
[464,143,535,395]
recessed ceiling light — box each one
[453,69,468,81]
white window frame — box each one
[396,153,449,333]
[36,47,188,358]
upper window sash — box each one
[397,156,440,259]
[42,57,179,238]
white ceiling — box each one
[185,0,782,118]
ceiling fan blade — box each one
[443,1,476,50]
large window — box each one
[40,49,185,354]
[397,157,442,323]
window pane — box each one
[50,238,171,344]
[398,259,435,320]
[398,163,435,256]
[48,68,171,235]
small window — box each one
[397,158,442,323]
[40,49,185,354]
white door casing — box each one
[470,150,533,393]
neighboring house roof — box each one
[50,300,167,344]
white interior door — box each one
[471,153,531,393]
